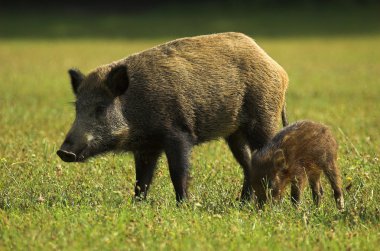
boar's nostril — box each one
[57,150,77,162]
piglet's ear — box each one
[68,68,84,95]
[273,149,286,169]
[106,65,129,97]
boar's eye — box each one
[95,105,106,118]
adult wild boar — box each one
[57,32,289,202]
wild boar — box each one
[250,120,344,209]
[57,32,288,202]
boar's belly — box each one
[191,98,242,143]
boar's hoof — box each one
[57,150,77,162]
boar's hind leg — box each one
[245,117,276,151]
[134,150,162,200]
[165,133,193,202]
[226,131,253,201]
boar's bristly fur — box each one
[57,32,289,202]
[250,120,344,210]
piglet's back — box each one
[271,120,338,167]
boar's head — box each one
[57,65,129,162]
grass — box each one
[1,5,380,251]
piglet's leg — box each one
[320,184,324,197]
[291,174,306,207]
[290,182,300,206]
[310,177,322,207]
[324,163,344,210]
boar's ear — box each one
[106,65,129,97]
[273,149,286,170]
[68,68,84,95]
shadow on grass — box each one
[1,5,380,40]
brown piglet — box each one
[250,120,344,210]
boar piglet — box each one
[250,120,344,210]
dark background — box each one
[1,0,379,40]
[2,0,379,11]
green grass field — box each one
[1,5,380,250]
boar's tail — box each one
[281,103,289,127]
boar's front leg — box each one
[164,133,193,202]
[134,150,162,200]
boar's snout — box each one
[57,134,86,162]
[57,149,77,162]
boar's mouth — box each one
[57,145,89,163]
[57,148,92,163]
[56,149,90,162]
[57,149,77,162]
[57,143,112,163]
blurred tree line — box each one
[2,0,378,11]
